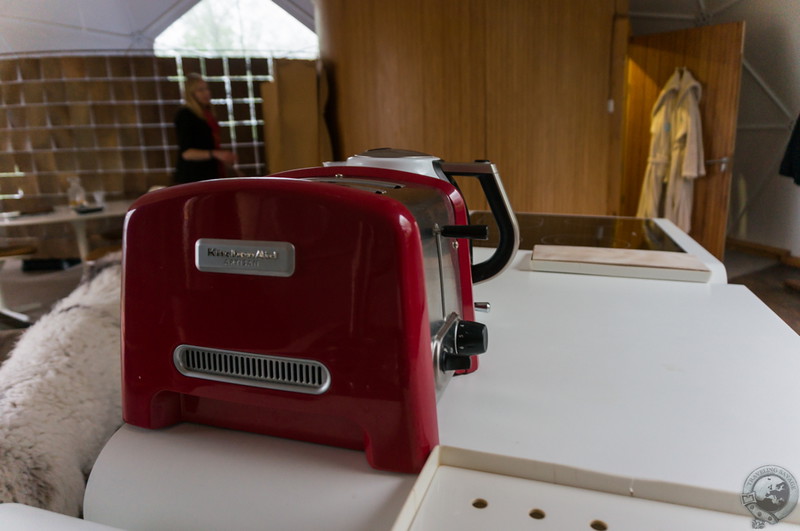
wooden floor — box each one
[729,263,800,335]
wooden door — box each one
[622,22,745,259]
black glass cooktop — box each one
[471,212,685,253]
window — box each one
[154,0,318,59]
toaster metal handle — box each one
[437,161,520,283]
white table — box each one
[643,218,726,283]
[83,247,800,529]
[0,200,132,261]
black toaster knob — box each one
[455,320,488,356]
[441,320,487,372]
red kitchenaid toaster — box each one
[121,149,518,473]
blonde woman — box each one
[173,73,237,184]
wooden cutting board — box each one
[530,245,712,282]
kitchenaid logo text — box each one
[196,239,294,277]
[206,247,280,269]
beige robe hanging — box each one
[664,69,705,232]
[637,70,680,220]
[637,68,705,232]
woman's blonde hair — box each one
[183,73,210,119]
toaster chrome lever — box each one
[439,225,489,240]
[474,301,491,313]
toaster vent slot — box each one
[174,345,330,395]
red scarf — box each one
[204,108,226,178]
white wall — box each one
[630,0,800,256]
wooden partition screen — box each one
[261,59,332,174]
[0,53,269,257]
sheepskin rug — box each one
[0,257,122,516]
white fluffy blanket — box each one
[0,258,122,516]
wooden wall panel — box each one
[419,0,488,208]
[485,0,621,214]
[317,0,488,207]
[606,6,630,216]
[317,0,423,155]
[317,0,627,215]
[317,0,486,155]
[622,22,744,258]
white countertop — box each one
[444,251,800,499]
[83,247,800,529]
[652,217,727,283]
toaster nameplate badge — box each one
[195,238,295,277]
